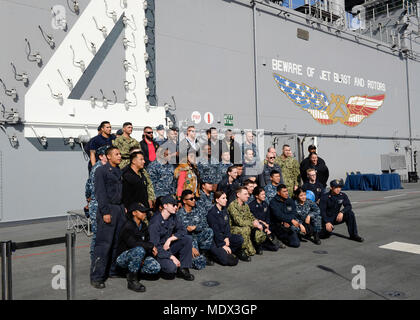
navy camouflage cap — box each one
[156,124,165,131]
[116,129,123,136]
[330,179,344,188]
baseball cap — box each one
[330,179,344,188]
[161,195,178,206]
[156,124,165,131]
[127,203,153,214]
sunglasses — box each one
[269,157,275,159]
[185,197,196,201]
[145,131,153,134]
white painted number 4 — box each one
[51,265,66,290]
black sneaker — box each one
[90,280,105,289]
[176,268,195,281]
[350,235,364,243]
[255,246,263,255]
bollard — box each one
[65,232,76,300]
[1,241,13,300]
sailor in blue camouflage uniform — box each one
[85,145,109,261]
[116,203,161,292]
[147,147,175,198]
[197,144,220,187]
[196,181,214,216]
[264,170,283,204]
[177,190,214,269]
[293,187,322,245]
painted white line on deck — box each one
[384,194,406,199]
[379,242,420,255]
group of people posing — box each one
[84,121,364,293]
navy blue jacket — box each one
[94,162,123,217]
[148,212,187,259]
[319,191,352,224]
[207,205,231,248]
[248,199,270,224]
[116,219,154,258]
[302,181,325,202]
[269,195,298,225]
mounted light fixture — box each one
[38,25,55,48]
[82,33,97,55]
[70,45,86,72]
[47,84,64,105]
[122,33,136,49]
[57,69,74,91]
[123,74,136,92]
[93,16,108,38]
[104,0,118,23]
[100,89,117,108]
[25,38,42,64]
[123,54,138,72]
[11,63,29,85]
[144,69,150,78]
[122,14,137,30]
[67,0,80,14]
[0,79,17,100]
[124,93,137,109]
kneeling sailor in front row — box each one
[116,203,161,292]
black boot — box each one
[90,280,105,289]
[127,272,146,292]
[255,244,263,255]
[313,233,321,245]
[203,250,214,266]
[176,268,195,281]
[237,250,251,262]
[350,235,364,242]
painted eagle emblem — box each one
[273,73,385,127]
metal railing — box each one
[1,232,76,300]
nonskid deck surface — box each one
[1,184,420,300]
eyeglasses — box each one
[185,197,195,201]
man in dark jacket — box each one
[319,179,364,242]
[90,146,126,289]
[122,151,150,210]
[300,145,328,186]
[148,195,195,280]
[217,165,240,205]
[268,184,307,248]
[140,126,160,166]
[116,203,160,292]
